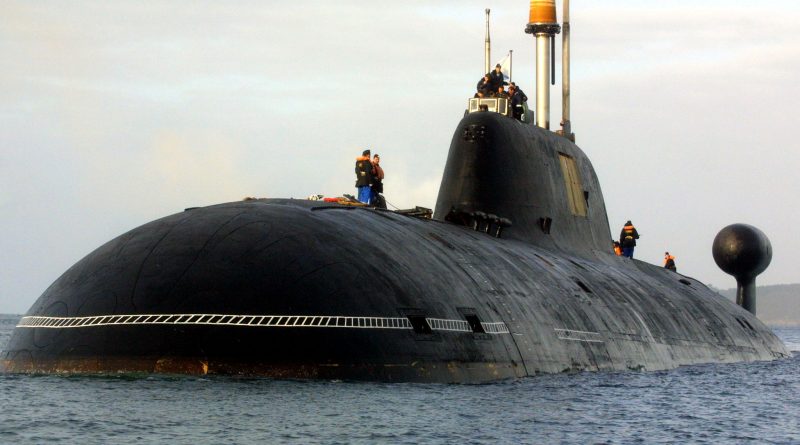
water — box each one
[1,314,798,444]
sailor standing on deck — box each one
[371,153,386,209]
[355,149,374,205]
[495,85,509,99]
[664,252,677,272]
[476,75,493,98]
[488,63,507,92]
[619,221,640,259]
[509,82,528,120]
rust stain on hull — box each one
[1,356,522,382]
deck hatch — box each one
[558,153,587,217]
[406,315,433,334]
[464,314,487,333]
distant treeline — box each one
[713,283,800,327]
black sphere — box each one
[712,224,772,279]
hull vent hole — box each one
[464,315,486,334]
[539,217,553,234]
[575,280,592,294]
[407,315,432,334]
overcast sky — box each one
[1,1,799,314]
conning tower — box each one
[434,0,609,258]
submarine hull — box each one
[2,113,789,382]
[2,199,531,381]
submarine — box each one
[1,1,789,382]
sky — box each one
[1,0,799,314]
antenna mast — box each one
[561,0,574,141]
[485,9,491,74]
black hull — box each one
[2,113,789,382]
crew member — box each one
[509,82,528,120]
[371,153,386,209]
[509,82,526,98]
[355,149,374,205]
[613,241,622,256]
[488,63,507,91]
[619,220,640,259]
[496,85,509,99]
[476,75,492,98]
[664,252,677,272]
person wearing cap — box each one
[509,82,527,100]
[509,82,528,120]
[619,220,640,259]
[355,149,374,204]
[488,63,507,92]
[664,252,677,272]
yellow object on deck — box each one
[337,199,367,207]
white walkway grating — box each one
[16,314,510,335]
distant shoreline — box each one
[768,322,800,328]
[714,283,800,327]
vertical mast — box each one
[561,0,574,140]
[509,49,513,82]
[525,1,561,130]
[485,9,491,75]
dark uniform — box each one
[355,154,374,204]
[371,160,386,209]
[476,77,492,97]
[489,69,506,91]
[510,87,528,120]
[619,221,640,259]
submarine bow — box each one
[3,199,530,380]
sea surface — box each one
[1,314,798,445]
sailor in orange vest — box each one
[355,149,374,204]
[613,241,622,256]
[619,221,640,259]
[664,252,677,272]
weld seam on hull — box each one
[554,328,604,342]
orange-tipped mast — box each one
[529,0,558,24]
[525,0,561,130]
